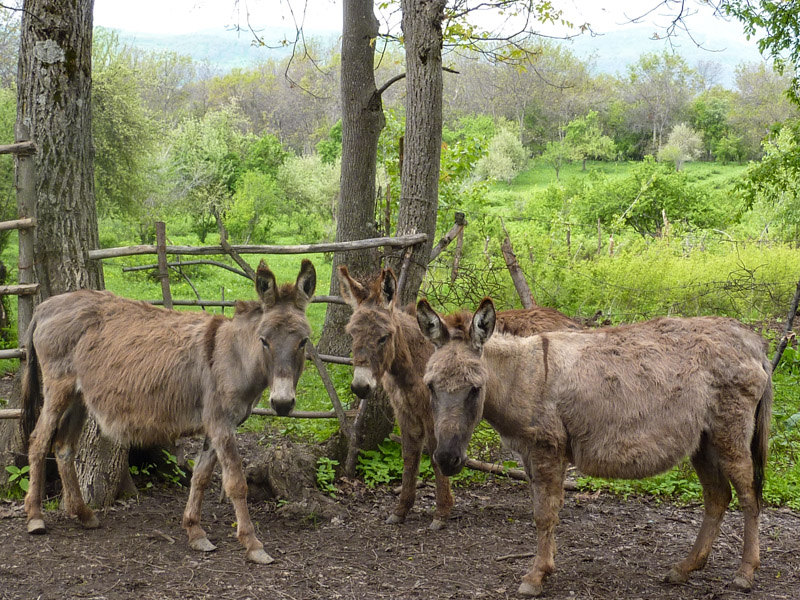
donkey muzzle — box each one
[270,377,296,417]
[433,447,466,477]
[350,366,376,399]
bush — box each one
[475,127,529,183]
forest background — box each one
[0,2,798,506]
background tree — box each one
[13,0,130,507]
[564,110,616,169]
[657,122,703,170]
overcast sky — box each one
[92,0,753,44]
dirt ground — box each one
[1,446,799,600]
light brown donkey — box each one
[417,298,773,597]
[339,266,580,529]
[20,260,316,564]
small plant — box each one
[5,464,29,496]
[160,449,186,486]
[316,456,339,497]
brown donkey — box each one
[21,260,316,565]
[339,266,580,529]
[417,298,773,596]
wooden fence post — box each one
[155,221,172,310]
[15,126,36,343]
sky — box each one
[92,0,754,45]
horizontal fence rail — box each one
[89,233,428,260]
[0,140,36,155]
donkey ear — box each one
[255,260,278,308]
[338,265,368,309]
[294,259,317,311]
[379,269,398,309]
[416,299,449,348]
[470,298,496,351]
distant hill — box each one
[566,24,763,87]
[110,22,762,87]
[112,26,339,70]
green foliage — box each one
[316,120,342,165]
[223,171,279,243]
[564,110,616,167]
[690,87,734,159]
[657,123,703,171]
[274,154,339,241]
[539,138,580,180]
[714,132,746,164]
[316,457,339,497]
[0,86,17,254]
[5,464,29,496]
[475,126,529,183]
[569,157,726,238]
[243,133,290,177]
[737,122,800,241]
[92,29,158,218]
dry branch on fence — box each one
[500,218,534,308]
[772,276,800,372]
[429,212,467,263]
[88,234,429,260]
[155,222,173,309]
[123,260,249,279]
[344,396,369,477]
[0,140,36,155]
[0,283,38,296]
[306,342,349,434]
[0,217,35,232]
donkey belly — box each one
[570,426,703,480]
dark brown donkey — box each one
[417,298,773,596]
[20,260,316,564]
[339,266,580,529]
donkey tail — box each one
[751,357,774,510]
[20,314,41,444]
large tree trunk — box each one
[318,0,393,452]
[13,0,130,508]
[392,0,446,305]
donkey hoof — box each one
[246,548,275,565]
[731,574,753,592]
[386,514,405,525]
[27,518,46,535]
[664,566,689,584]
[517,581,544,597]
[189,537,217,553]
[428,518,447,531]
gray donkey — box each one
[417,298,773,596]
[339,266,580,529]
[21,259,316,565]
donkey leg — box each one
[430,459,454,531]
[212,429,273,564]
[518,456,567,597]
[387,424,423,525]
[719,448,761,590]
[24,377,74,534]
[666,441,731,583]
[182,443,218,552]
[53,399,98,529]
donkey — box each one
[417,298,773,596]
[339,265,581,529]
[20,259,316,565]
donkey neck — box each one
[480,334,543,438]
[387,308,433,388]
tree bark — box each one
[392,0,446,305]
[318,0,393,454]
[14,0,130,508]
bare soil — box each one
[1,446,799,600]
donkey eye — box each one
[378,334,389,345]
[260,337,270,349]
[298,338,308,349]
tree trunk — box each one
[14,0,130,508]
[319,0,393,453]
[392,0,446,305]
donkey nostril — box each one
[351,382,371,398]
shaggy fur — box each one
[20,260,316,565]
[339,266,581,529]
[418,298,773,596]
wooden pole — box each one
[429,211,466,262]
[772,277,800,372]
[306,342,349,434]
[88,234,428,261]
[0,140,36,155]
[155,221,172,310]
[344,396,369,477]
[15,127,36,344]
[500,218,534,308]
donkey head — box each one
[339,265,400,399]
[417,298,495,476]
[255,259,316,416]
